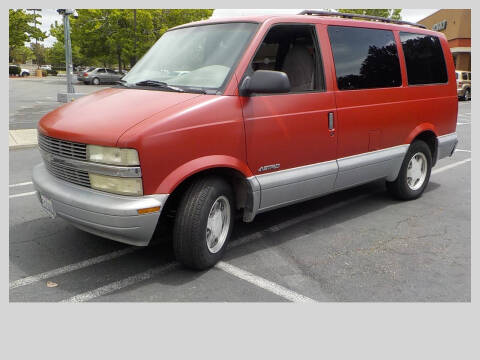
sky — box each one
[32,8,439,48]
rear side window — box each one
[399,32,448,85]
[327,26,402,90]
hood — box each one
[38,88,201,146]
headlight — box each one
[89,173,143,196]
[87,145,139,166]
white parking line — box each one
[9,191,37,199]
[216,261,316,303]
[432,158,471,175]
[9,181,33,188]
[457,122,470,125]
[62,263,179,302]
[9,247,138,289]
[455,149,471,153]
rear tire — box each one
[386,140,432,200]
[173,176,234,270]
[464,88,471,101]
[92,77,100,85]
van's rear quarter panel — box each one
[335,85,457,158]
[117,96,248,195]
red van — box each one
[33,11,458,269]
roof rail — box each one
[298,10,426,29]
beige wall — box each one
[418,9,471,41]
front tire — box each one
[464,88,471,101]
[173,176,234,270]
[386,140,432,200]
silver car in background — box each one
[77,67,124,85]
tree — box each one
[11,46,34,64]
[336,9,402,20]
[30,43,46,65]
[9,9,46,62]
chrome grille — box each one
[45,161,91,188]
[39,133,91,188]
[38,133,87,161]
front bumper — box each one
[32,163,169,246]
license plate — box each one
[40,194,56,219]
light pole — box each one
[57,9,84,102]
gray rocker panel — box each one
[334,145,409,189]
[256,160,338,210]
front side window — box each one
[328,26,402,90]
[400,32,448,85]
[123,22,258,92]
[248,24,324,92]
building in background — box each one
[418,9,471,71]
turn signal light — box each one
[137,206,161,215]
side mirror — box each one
[239,70,290,96]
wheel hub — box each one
[406,152,427,191]
[206,196,231,253]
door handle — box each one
[328,112,334,130]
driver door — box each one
[242,24,338,210]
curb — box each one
[9,143,38,150]
[9,129,38,150]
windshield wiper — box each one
[114,79,130,87]
[134,80,185,92]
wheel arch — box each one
[156,156,259,225]
[405,124,439,166]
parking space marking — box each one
[457,122,470,125]
[61,263,179,302]
[432,158,471,175]
[9,191,37,199]
[9,247,138,289]
[9,181,33,188]
[216,261,316,303]
[455,149,471,153]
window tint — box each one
[468,73,471,80]
[250,24,324,92]
[456,72,459,80]
[327,26,401,90]
[462,72,468,80]
[106,69,117,74]
[400,32,447,85]
[97,69,106,73]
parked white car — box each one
[20,68,30,77]
[40,65,52,71]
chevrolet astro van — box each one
[33,11,458,269]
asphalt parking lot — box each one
[9,78,471,301]
[9,77,110,130]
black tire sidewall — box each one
[395,141,432,199]
[173,177,235,269]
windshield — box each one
[122,22,258,92]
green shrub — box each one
[47,69,58,76]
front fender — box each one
[155,155,254,194]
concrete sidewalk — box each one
[9,129,37,150]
